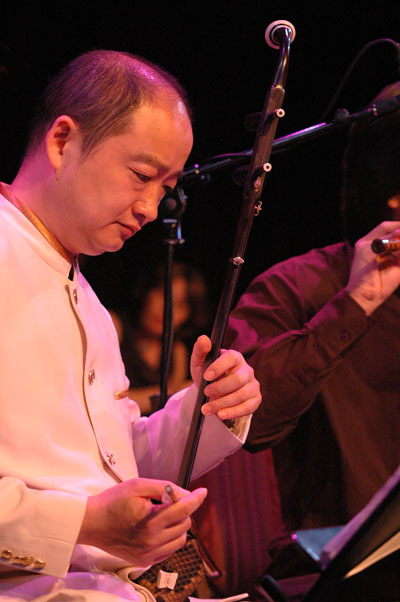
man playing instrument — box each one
[0,49,261,601]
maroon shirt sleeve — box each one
[224,244,373,448]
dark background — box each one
[1,1,399,316]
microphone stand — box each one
[157,187,186,410]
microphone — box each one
[158,186,187,219]
[265,20,296,49]
[371,238,400,254]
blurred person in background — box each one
[110,261,211,415]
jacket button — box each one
[105,451,116,465]
[33,559,47,570]
[88,369,96,385]
[12,555,34,566]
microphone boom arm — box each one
[181,95,400,185]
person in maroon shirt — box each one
[223,81,400,578]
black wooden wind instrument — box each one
[177,19,296,488]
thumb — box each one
[190,335,212,386]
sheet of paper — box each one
[345,530,400,578]
[189,593,249,602]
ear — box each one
[46,115,80,170]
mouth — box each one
[118,223,140,239]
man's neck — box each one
[0,181,76,265]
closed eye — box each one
[130,168,176,196]
[130,169,152,182]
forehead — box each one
[115,99,193,169]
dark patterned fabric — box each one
[134,533,204,602]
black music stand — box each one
[258,465,400,602]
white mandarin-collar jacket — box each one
[0,193,249,579]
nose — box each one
[132,190,160,226]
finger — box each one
[216,394,260,420]
[377,252,400,269]
[150,486,208,531]
[135,524,190,567]
[151,514,193,546]
[151,532,189,564]
[163,487,208,519]
[363,222,400,240]
[204,363,254,399]
[155,488,208,549]
[128,478,190,503]
[161,483,197,504]
[203,349,244,382]
[191,335,212,364]
[136,490,207,564]
[149,488,207,552]
[190,335,212,383]
[202,382,261,419]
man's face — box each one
[52,97,193,256]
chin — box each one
[101,234,128,253]
[83,240,124,256]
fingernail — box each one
[202,405,212,415]
[204,369,215,380]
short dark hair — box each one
[341,81,400,245]
[26,49,191,157]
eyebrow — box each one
[132,152,184,180]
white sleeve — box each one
[0,477,87,577]
[131,383,251,482]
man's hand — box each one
[346,221,400,316]
[190,334,261,421]
[78,478,207,567]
